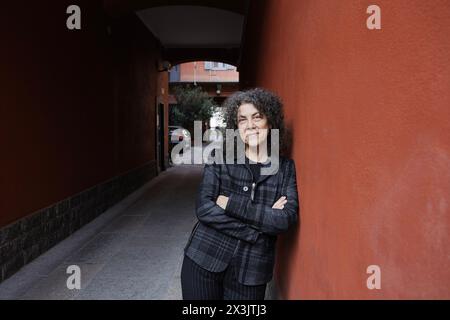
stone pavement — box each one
[0,164,202,300]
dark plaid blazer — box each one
[184,156,299,285]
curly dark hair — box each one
[222,87,288,156]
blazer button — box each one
[243,186,248,192]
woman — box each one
[181,88,299,300]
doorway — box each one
[156,102,165,172]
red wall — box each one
[241,0,450,299]
[0,1,165,227]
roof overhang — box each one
[104,0,250,67]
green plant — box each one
[170,84,217,134]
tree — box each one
[170,84,217,135]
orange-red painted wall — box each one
[241,0,450,299]
[0,1,167,227]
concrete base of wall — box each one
[0,161,157,283]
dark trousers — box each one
[181,254,267,300]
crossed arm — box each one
[219,160,299,236]
[195,163,260,243]
[195,161,299,243]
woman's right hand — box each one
[272,196,287,209]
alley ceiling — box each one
[104,0,249,66]
[136,5,244,49]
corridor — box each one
[0,165,202,300]
[1,0,449,299]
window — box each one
[204,62,235,71]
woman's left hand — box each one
[216,195,229,210]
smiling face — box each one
[237,103,270,148]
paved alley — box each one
[0,164,203,300]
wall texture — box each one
[0,1,166,229]
[240,0,450,299]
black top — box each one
[245,156,269,183]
